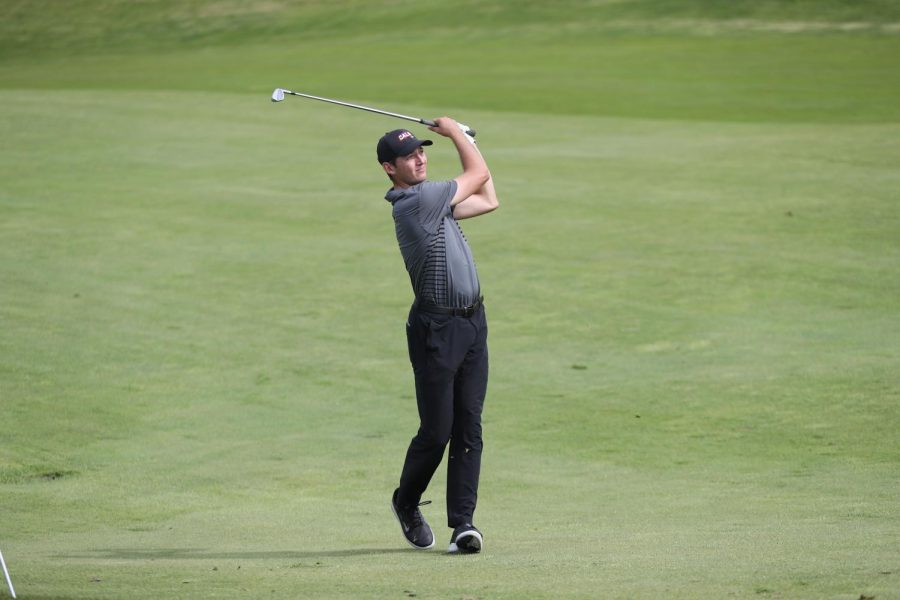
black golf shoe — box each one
[391,488,435,550]
[448,523,483,554]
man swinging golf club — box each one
[380,117,499,554]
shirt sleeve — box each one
[417,180,457,234]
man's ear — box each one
[382,161,395,177]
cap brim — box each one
[395,138,432,157]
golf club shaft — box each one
[277,89,475,136]
[0,548,15,599]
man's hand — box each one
[428,117,464,139]
[428,118,476,144]
[456,122,477,145]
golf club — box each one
[0,547,15,599]
[271,88,475,137]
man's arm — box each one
[428,117,499,219]
[453,166,498,220]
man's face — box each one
[384,146,427,187]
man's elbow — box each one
[484,174,499,212]
[481,195,499,214]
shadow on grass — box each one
[56,547,414,560]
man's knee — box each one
[414,425,452,449]
[451,421,483,452]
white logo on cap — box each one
[397,131,413,142]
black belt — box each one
[415,296,483,317]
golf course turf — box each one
[1,1,898,598]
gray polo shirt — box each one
[385,180,481,308]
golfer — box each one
[378,118,499,553]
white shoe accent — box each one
[447,528,483,554]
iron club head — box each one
[271,88,285,102]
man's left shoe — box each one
[448,524,483,554]
[391,488,435,550]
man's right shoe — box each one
[448,523,483,554]
[391,488,435,550]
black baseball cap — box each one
[377,129,433,164]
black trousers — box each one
[397,302,489,528]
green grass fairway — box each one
[2,1,899,599]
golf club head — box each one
[271,88,285,102]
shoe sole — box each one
[448,529,483,554]
[391,497,435,550]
